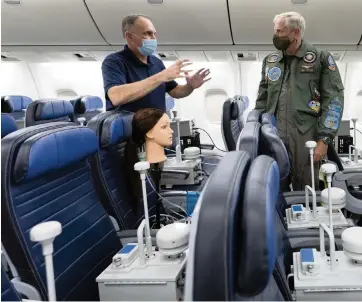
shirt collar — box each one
[123,45,154,66]
[277,40,310,61]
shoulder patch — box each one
[303,51,316,63]
[328,55,336,71]
[267,53,279,63]
[268,67,281,82]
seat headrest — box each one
[262,113,277,126]
[237,121,260,160]
[241,96,249,110]
[246,109,262,123]
[1,97,14,113]
[3,95,32,112]
[260,124,290,179]
[72,96,103,114]
[34,100,74,121]
[230,101,240,120]
[238,155,279,295]
[1,114,17,138]
[101,112,133,147]
[186,151,251,301]
[13,126,98,182]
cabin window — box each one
[204,89,228,124]
[56,89,78,100]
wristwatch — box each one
[320,137,331,145]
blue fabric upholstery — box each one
[2,95,32,112]
[238,155,279,295]
[14,127,98,182]
[2,96,33,129]
[222,97,247,151]
[100,113,133,147]
[72,96,103,113]
[25,100,75,127]
[1,125,120,301]
[237,121,261,160]
[1,269,21,301]
[1,114,17,138]
[246,109,263,123]
[262,113,277,127]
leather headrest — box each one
[34,100,74,121]
[230,101,240,120]
[72,96,103,114]
[3,95,32,112]
[100,112,133,147]
[246,109,262,123]
[1,114,17,138]
[260,124,290,179]
[262,113,277,127]
[237,121,261,160]
[13,127,98,182]
[187,151,252,301]
[1,97,14,113]
[238,155,279,296]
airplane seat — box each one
[71,95,103,125]
[1,125,121,301]
[221,96,247,151]
[1,268,21,301]
[185,151,287,301]
[236,121,261,160]
[1,114,18,138]
[1,95,32,129]
[25,99,76,127]
[245,109,263,123]
[262,112,277,127]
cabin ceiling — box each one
[1,0,362,62]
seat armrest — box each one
[334,170,362,182]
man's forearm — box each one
[108,73,165,106]
[168,84,194,99]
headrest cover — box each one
[261,124,290,179]
[1,114,17,138]
[246,109,262,123]
[35,100,74,121]
[1,97,14,113]
[237,121,260,160]
[230,101,240,120]
[73,96,103,114]
[101,113,133,147]
[14,127,98,182]
[4,95,32,112]
[238,155,279,295]
[262,113,277,126]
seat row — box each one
[1,95,103,129]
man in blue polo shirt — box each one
[102,14,211,112]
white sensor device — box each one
[320,163,337,230]
[30,221,62,302]
[305,141,317,191]
[77,117,86,126]
[174,117,182,163]
[134,161,153,260]
[156,223,190,256]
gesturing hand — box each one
[314,140,328,162]
[185,68,211,89]
[161,59,193,82]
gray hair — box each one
[121,14,151,37]
[273,12,306,37]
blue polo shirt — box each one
[101,45,178,112]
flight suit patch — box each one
[303,51,316,63]
[300,64,315,73]
[267,53,279,63]
[328,55,336,71]
[268,67,281,82]
[308,100,320,113]
[325,97,342,129]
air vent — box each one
[73,53,97,62]
[157,52,178,61]
[1,53,20,61]
[3,0,21,4]
[236,52,257,61]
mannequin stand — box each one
[150,163,162,229]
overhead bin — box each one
[229,0,362,45]
[85,0,233,45]
[2,0,107,45]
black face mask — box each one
[273,34,292,50]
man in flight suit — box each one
[255,12,344,191]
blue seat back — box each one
[2,95,33,129]
[1,114,17,138]
[1,268,21,301]
[236,121,261,160]
[222,96,248,151]
[87,111,159,230]
[25,99,75,127]
[1,125,120,301]
[71,95,103,125]
[185,151,284,300]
